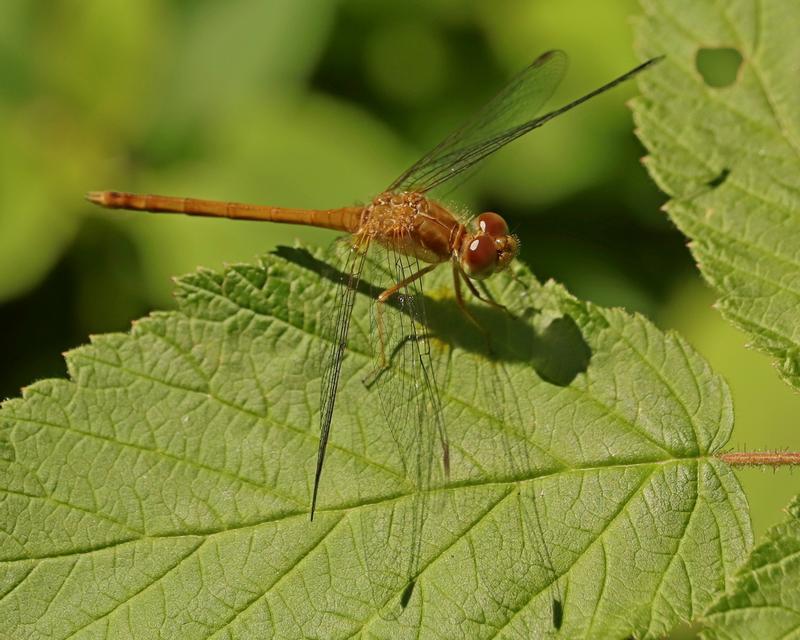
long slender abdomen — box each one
[86,191,363,233]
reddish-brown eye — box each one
[477,212,509,237]
[462,235,498,279]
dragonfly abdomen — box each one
[86,190,363,232]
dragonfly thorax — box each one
[362,193,518,278]
[362,191,460,265]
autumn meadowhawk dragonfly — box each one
[88,50,661,616]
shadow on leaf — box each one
[274,246,591,386]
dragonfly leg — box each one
[375,263,439,366]
[452,261,495,353]
[462,271,507,312]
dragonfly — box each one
[88,50,661,617]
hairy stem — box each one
[718,451,800,467]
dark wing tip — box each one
[532,49,568,68]
[640,55,666,70]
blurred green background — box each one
[1,0,798,541]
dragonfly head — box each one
[460,212,519,280]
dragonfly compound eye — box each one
[462,235,498,279]
[476,212,509,237]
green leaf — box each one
[0,248,749,638]
[701,496,800,639]
[632,0,800,389]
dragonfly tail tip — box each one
[85,191,106,206]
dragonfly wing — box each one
[312,239,369,518]
[389,51,662,195]
[486,355,565,630]
[357,245,449,617]
[388,49,568,194]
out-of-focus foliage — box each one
[0,0,349,305]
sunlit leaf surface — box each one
[702,496,800,639]
[0,248,749,639]
[633,0,800,388]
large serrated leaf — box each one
[701,495,800,639]
[632,0,800,389]
[0,247,749,639]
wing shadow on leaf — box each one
[274,246,591,386]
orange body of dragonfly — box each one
[87,51,661,528]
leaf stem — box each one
[718,451,800,467]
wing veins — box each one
[312,242,369,519]
[389,53,663,195]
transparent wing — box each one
[389,51,662,194]
[310,234,447,614]
[312,239,369,518]
[488,356,565,631]
[357,245,449,617]
[388,50,567,194]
